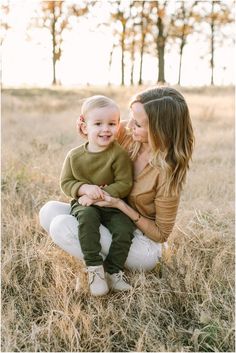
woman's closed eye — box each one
[135,120,141,128]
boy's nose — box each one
[102,125,110,132]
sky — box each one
[1,0,235,87]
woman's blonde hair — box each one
[130,86,194,196]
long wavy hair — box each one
[130,86,194,196]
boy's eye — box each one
[135,121,141,128]
[95,122,101,126]
[109,123,116,126]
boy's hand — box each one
[78,195,94,206]
[79,184,105,200]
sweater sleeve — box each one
[60,152,85,199]
[103,150,133,198]
[138,195,180,243]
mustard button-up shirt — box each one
[117,122,180,243]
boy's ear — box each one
[80,122,87,136]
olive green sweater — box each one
[60,141,133,199]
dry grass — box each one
[1,85,235,352]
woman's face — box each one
[128,102,149,143]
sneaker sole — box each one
[90,288,109,296]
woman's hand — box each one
[94,194,121,208]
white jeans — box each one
[39,201,165,271]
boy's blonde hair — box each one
[81,95,120,118]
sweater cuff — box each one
[103,186,120,198]
[71,182,86,199]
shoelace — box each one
[86,267,105,283]
[113,271,128,283]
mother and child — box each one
[39,86,194,296]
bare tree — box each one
[137,1,153,85]
[108,0,169,85]
[169,1,198,85]
[109,0,138,86]
[0,0,10,45]
[196,0,234,85]
[208,0,233,85]
[138,1,146,85]
[112,1,129,86]
[126,0,155,85]
[127,0,137,85]
[31,1,88,85]
[149,1,170,84]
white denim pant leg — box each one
[39,201,112,260]
[39,200,71,233]
[39,201,164,271]
[125,229,164,271]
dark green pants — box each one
[71,202,135,274]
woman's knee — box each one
[125,239,160,271]
[49,214,84,259]
[49,214,78,241]
[39,201,70,232]
[125,253,158,271]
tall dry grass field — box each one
[1,86,235,352]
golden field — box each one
[1,85,235,352]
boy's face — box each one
[82,106,120,152]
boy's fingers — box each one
[98,190,105,199]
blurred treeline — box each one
[1,0,234,86]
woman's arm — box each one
[95,194,180,243]
[117,199,179,243]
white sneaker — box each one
[86,265,109,296]
[106,271,132,292]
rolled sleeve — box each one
[153,195,180,242]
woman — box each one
[39,86,194,271]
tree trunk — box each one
[138,1,145,85]
[138,41,144,85]
[177,1,197,86]
[130,36,135,85]
[210,1,215,85]
[178,37,185,85]
[121,23,126,86]
[108,42,115,86]
[157,16,165,83]
[129,0,135,85]
[52,4,57,85]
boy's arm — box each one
[102,150,133,198]
[60,153,105,200]
[60,153,85,199]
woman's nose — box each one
[127,118,134,129]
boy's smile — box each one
[82,106,120,152]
